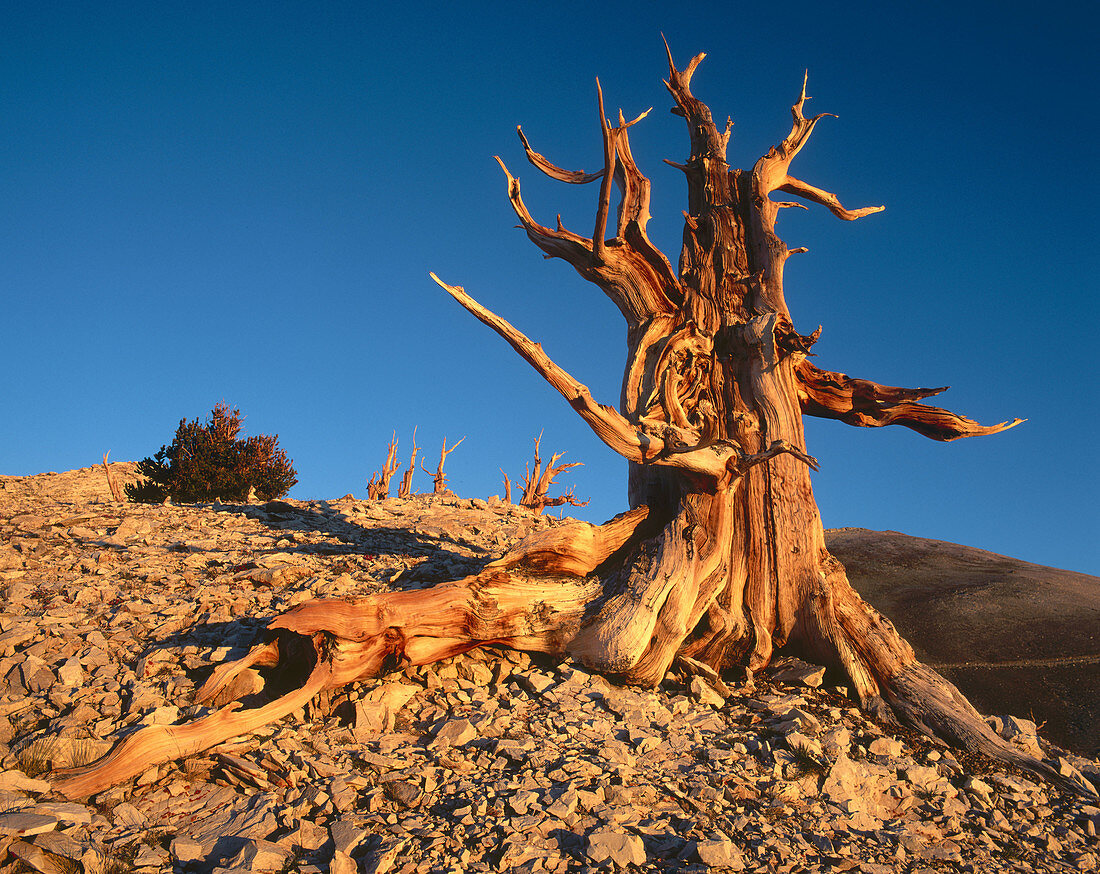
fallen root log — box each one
[53,646,330,800]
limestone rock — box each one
[329,818,370,856]
[586,830,646,867]
[170,838,204,865]
[867,736,904,758]
[0,812,57,837]
[432,718,477,747]
[0,770,50,794]
[224,839,291,871]
[690,676,726,708]
[330,850,357,874]
[8,840,71,874]
[696,836,744,869]
[767,657,827,688]
[362,839,405,874]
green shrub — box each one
[126,403,297,504]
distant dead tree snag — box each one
[502,433,589,513]
[59,47,1082,800]
[101,451,125,503]
[367,432,401,501]
[367,429,422,500]
[398,428,420,498]
[421,436,464,494]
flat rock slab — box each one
[586,830,646,867]
[0,812,57,837]
[176,794,278,861]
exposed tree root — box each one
[53,644,330,800]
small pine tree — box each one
[126,403,297,504]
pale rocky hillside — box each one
[0,465,1098,873]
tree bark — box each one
[54,47,1081,800]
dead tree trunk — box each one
[421,436,464,494]
[367,432,401,501]
[512,433,588,514]
[398,428,419,498]
[101,451,124,503]
[55,47,1082,799]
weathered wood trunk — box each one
[56,47,1081,800]
[398,428,419,498]
[421,436,463,494]
[367,432,401,501]
[511,434,587,514]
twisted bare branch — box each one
[752,73,884,223]
[517,126,604,184]
[432,273,741,481]
[777,176,885,221]
[502,83,679,323]
[797,360,1024,441]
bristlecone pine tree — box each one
[56,47,1085,799]
[126,403,297,504]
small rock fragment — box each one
[362,839,405,874]
[330,819,370,856]
[330,850,357,874]
[0,770,50,794]
[225,839,291,871]
[690,676,726,708]
[867,737,903,758]
[767,657,826,688]
[432,718,477,747]
[170,838,204,865]
[0,812,57,837]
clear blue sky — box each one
[3,2,1097,574]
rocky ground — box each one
[0,465,1098,873]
